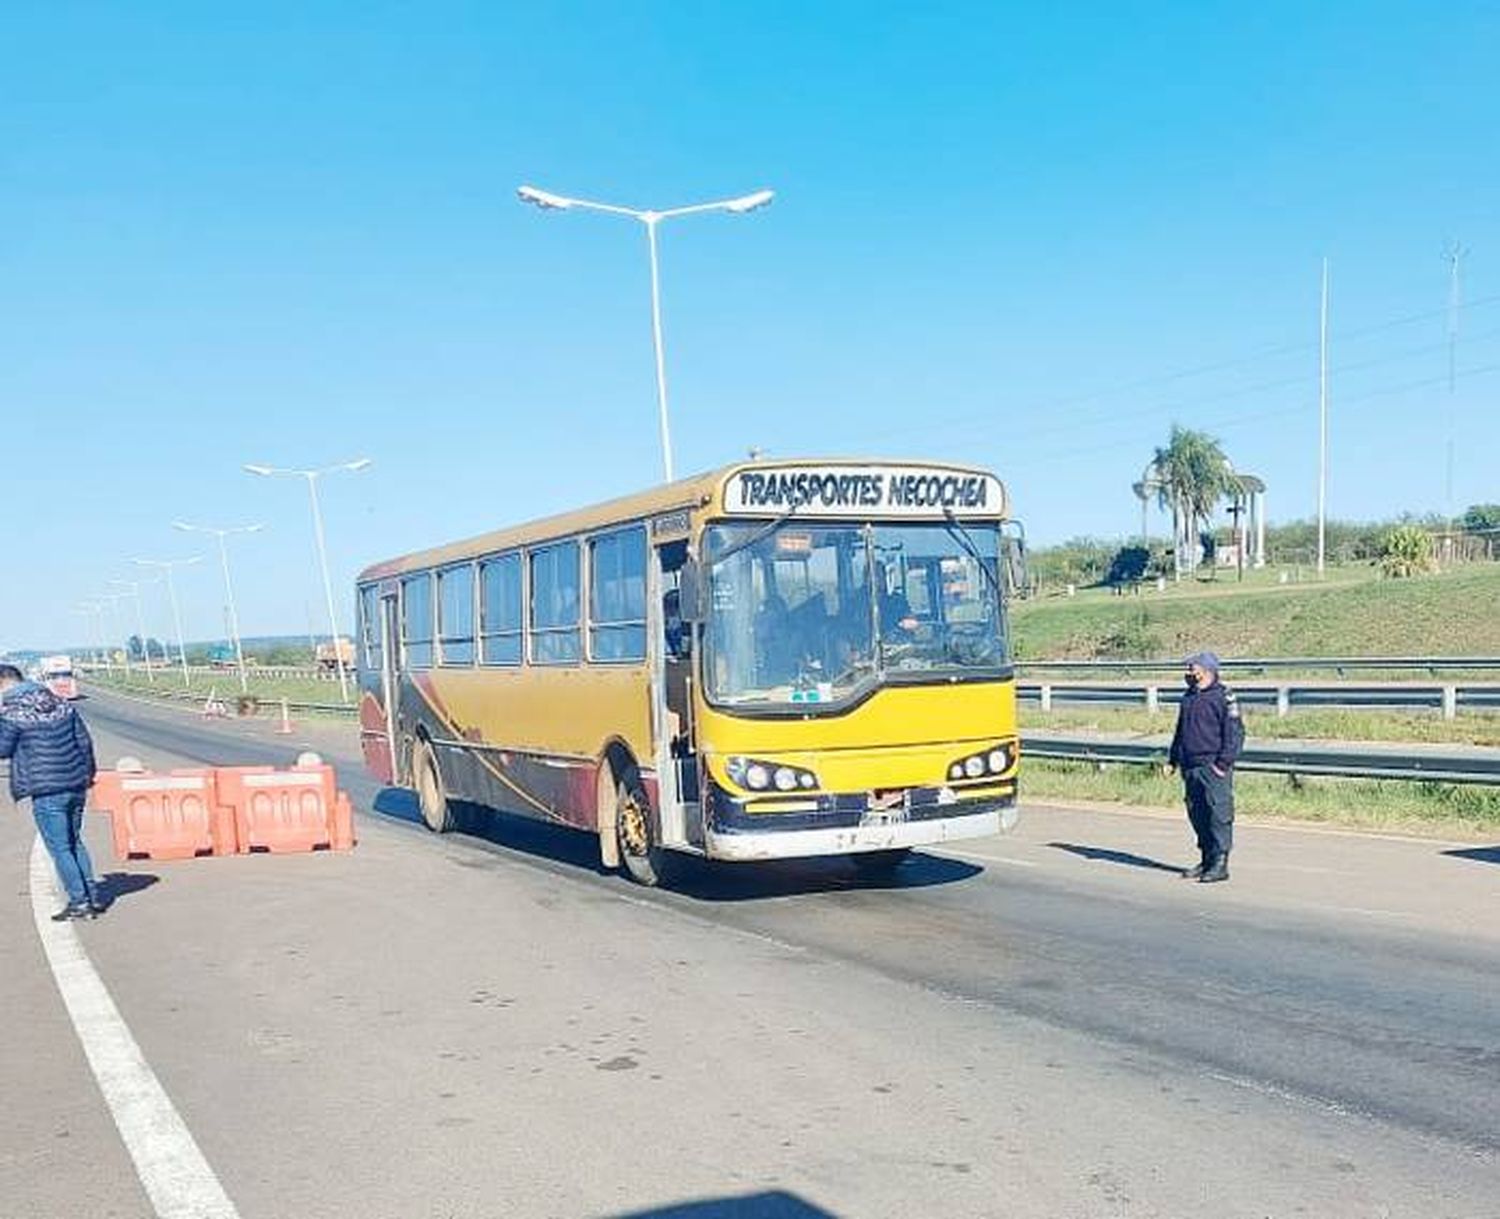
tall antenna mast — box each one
[1444,241,1466,523]
[1317,257,1330,577]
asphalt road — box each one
[4,688,1497,1218]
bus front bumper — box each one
[702,792,1016,862]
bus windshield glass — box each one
[703,520,1007,707]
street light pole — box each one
[133,557,202,688]
[517,184,774,483]
[244,459,370,704]
[97,592,133,675]
[107,578,159,685]
[75,603,109,673]
[174,521,263,694]
[643,217,674,482]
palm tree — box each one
[1151,425,1234,576]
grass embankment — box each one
[1012,564,1500,828]
[1022,759,1500,837]
[86,669,351,710]
[1012,563,1500,661]
[1024,706,1500,748]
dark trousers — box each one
[1183,765,1234,860]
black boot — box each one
[50,902,93,922]
[1199,854,1230,883]
[1181,849,1209,880]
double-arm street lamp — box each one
[173,521,264,693]
[243,459,370,704]
[132,557,201,688]
[106,577,162,685]
[516,184,774,483]
[95,591,134,674]
[75,602,110,673]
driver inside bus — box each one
[879,579,920,642]
[754,591,799,685]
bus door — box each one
[368,591,401,784]
[652,535,701,849]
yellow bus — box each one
[356,458,1025,884]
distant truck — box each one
[315,637,356,673]
[205,643,237,668]
[39,654,78,700]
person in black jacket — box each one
[0,664,104,919]
[1166,651,1244,883]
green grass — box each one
[1012,562,1500,661]
[1023,758,1500,836]
[1024,706,1500,747]
[85,669,351,709]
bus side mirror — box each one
[1001,522,1028,601]
[678,560,708,623]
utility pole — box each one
[1317,257,1330,577]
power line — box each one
[921,321,1500,453]
[857,289,1500,451]
[1019,360,1500,469]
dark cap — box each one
[1184,651,1221,673]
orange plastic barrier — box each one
[215,761,356,854]
[90,768,237,860]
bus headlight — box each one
[948,742,1016,782]
[727,756,820,793]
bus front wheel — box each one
[615,778,666,887]
[415,740,454,834]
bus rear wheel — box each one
[415,740,454,834]
[615,778,666,887]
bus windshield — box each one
[703,520,1007,707]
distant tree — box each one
[1107,545,1152,585]
[1151,425,1235,576]
[1379,525,1437,578]
[1029,537,1118,588]
[1462,503,1500,534]
[1105,544,1170,585]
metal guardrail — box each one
[82,680,358,718]
[78,662,337,681]
[1019,682,1500,714]
[1022,734,1500,786]
[82,680,1500,786]
[1018,656,1500,675]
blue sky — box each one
[3,2,1497,649]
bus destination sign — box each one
[723,464,1006,519]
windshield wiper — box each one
[942,509,1008,608]
[707,503,800,568]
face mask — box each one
[1184,673,1199,689]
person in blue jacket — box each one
[0,664,104,919]
[1166,651,1244,883]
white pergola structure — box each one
[1134,461,1267,574]
[1230,473,1268,569]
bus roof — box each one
[357,457,1008,583]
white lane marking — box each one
[29,836,241,1219]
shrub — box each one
[1379,525,1436,577]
